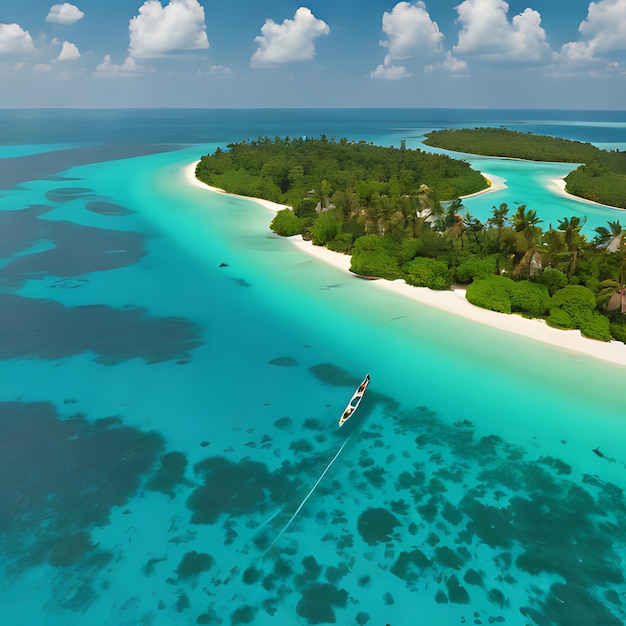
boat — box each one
[338,374,370,427]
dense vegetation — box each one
[424,127,626,209]
[196,135,488,215]
[197,136,626,344]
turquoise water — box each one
[1,110,626,626]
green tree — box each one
[270,209,305,237]
[557,216,586,276]
[512,205,543,278]
[487,203,509,246]
[597,279,626,313]
[404,257,452,290]
[594,220,626,313]
[310,210,341,246]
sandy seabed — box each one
[185,162,626,367]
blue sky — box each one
[1,0,624,108]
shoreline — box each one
[549,178,624,212]
[461,171,507,199]
[184,161,626,367]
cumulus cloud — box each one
[209,64,231,74]
[453,0,550,61]
[426,51,468,73]
[46,3,85,25]
[371,2,447,80]
[0,23,35,55]
[250,7,329,67]
[380,1,444,61]
[129,0,209,59]
[370,63,412,79]
[557,0,626,65]
[57,41,80,61]
[95,54,146,77]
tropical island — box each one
[195,135,626,345]
[423,127,626,209]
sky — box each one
[0,0,625,108]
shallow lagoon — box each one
[0,110,625,625]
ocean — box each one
[1,109,625,626]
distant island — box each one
[196,135,626,345]
[423,127,626,209]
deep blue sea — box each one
[1,109,626,626]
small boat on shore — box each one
[338,374,370,427]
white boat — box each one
[338,374,370,427]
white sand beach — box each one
[549,177,624,212]
[185,162,626,367]
[462,171,507,198]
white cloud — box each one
[370,63,412,80]
[380,2,444,61]
[454,0,550,61]
[557,0,626,65]
[0,23,35,55]
[129,0,209,59]
[46,3,85,25]
[209,64,231,74]
[58,41,80,61]
[371,2,445,80]
[34,63,53,72]
[95,54,146,77]
[426,51,468,73]
[250,7,329,67]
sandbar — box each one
[185,161,626,367]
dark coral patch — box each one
[357,508,400,546]
[242,566,260,585]
[0,143,184,189]
[231,605,256,624]
[86,201,135,216]
[0,294,202,364]
[0,205,146,286]
[45,187,93,203]
[309,363,360,387]
[146,452,189,498]
[187,457,295,525]
[176,551,214,580]
[294,556,321,587]
[391,549,431,585]
[0,401,164,575]
[296,583,348,625]
[521,582,622,626]
[47,532,95,567]
[434,546,465,570]
[445,574,469,604]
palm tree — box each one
[597,279,626,314]
[594,220,623,252]
[463,212,484,251]
[488,203,509,248]
[541,225,568,269]
[594,220,626,314]
[557,216,586,276]
[512,205,543,277]
[434,198,464,233]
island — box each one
[423,127,626,210]
[195,135,626,346]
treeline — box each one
[565,153,626,208]
[423,127,600,162]
[290,199,626,343]
[196,135,488,219]
[424,127,626,209]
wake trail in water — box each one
[260,433,353,561]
